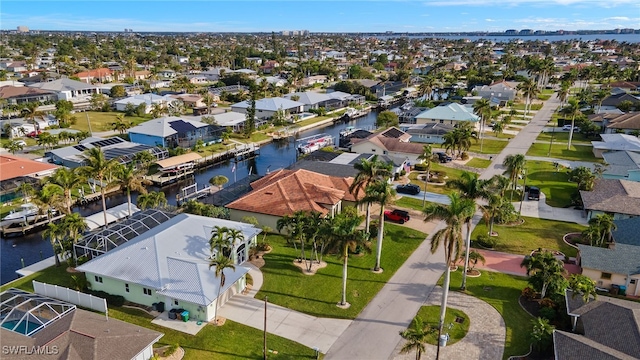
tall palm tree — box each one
[45,167,84,214]
[276,211,308,262]
[62,213,88,265]
[588,214,617,247]
[481,194,503,237]
[361,180,396,272]
[517,78,539,118]
[502,154,526,201]
[42,222,65,267]
[114,163,150,216]
[209,253,236,324]
[417,145,437,207]
[349,156,392,231]
[136,191,167,209]
[324,212,370,306]
[557,82,570,107]
[561,98,583,150]
[224,228,244,259]
[209,226,232,256]
[423,193,475,360]
[473,98,491,152]
[79,147,118,226]
[446,171,491,290]
[399,316,435,360]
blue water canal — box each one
[0,110,384,284]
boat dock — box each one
[145,170,195,186]
[176,183,215,205]
[197,143,260,168]
[1,213,66,236]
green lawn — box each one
[468,139,509,154]
[407,164,471,195]
[525,160,576,208]
[257,223,427,319]
[526,143,602,163]
[394,196,427,212]
[465,157,492,169]
[440,269,532,359]
[511,103,543,111]
[413,305,469,345]
[1,137,37,147]
[229,132,271,143]
[1,266,319,359]
[536,130,591,145]
[471,216,586,257]
[71,111,150,132]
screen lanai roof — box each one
[0,289,76,337]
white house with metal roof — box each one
[414,103,480,126]
[26,78,100,101]
[210,111,247,132]
[592,133,640,158]
[76,213,261,323]
[283,91,331,111]
[114,93,180,114]
[231,97,304,119]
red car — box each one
[384,209,410,224]
[27,130,42,137]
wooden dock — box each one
[176,183,215,205]
[1,214,66,236]
[144,170,195,186]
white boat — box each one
[2,203,39,225]
[297,135,333,154]
[339,126,359,138]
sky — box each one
[1,1,639,33]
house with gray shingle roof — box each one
[602,151,640,181]
[580,178,640,220]
[231,97,304,120]
[283,91,331,111]
[577,243,640,296]
[76,213,260,323]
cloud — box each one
[424,0,636,7]
[485,18,495,22]
[605,16,629,21]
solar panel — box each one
[73,145,87,151]
[169,120,197,133]
[382,128,404,138]
[92,137,124,148]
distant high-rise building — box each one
[17,26,29,33]
[505,29,517,35]
[519,29,533,35]
[281,30,308,36]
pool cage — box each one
[0,289,76,337]
[74,209,176,260]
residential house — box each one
[323,51,346,62]
[401,123,456,145]
[4,61,28,73]
[76,213,261,323]
[210,111,246,132]
[260,60,280,74]
[0,85,57,105]
[186,74,209,84]
[0,154,57,202]
[603,112,640,134]
[323,91,366,110]
[201,67,231,82]
[128,116,224,148]
[289,152,406,179]
[114,93,179,114]
[226,168,360,230]
[554,292,640,359]
[601,93,640,110]
[0,289,163,360]
[591,134,640,158]
[209,85,249,97]
[157,69,176,79]
[171,93,205,108]
[350,127,426,162]
[256,76,287,88]
[16,71,62,84]
[414,102,480,126]
[283,91,331,111]
[601,151,640,181]
[74,68,116,83]
[27,78,100,101]
[472,80,517,105]
[603,81,640,93]
[580,178,640,220]
[231,97,304,120]
[302,75,328,86]
[47,136,168,169]
[148,79,170,89]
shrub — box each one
[460,152,469,160]
[256,242,270,252]
[400,169,406,176]
[414,163,427,171]
[166,344,179,357]
[87,290,125,307]
[540,298,556,309]
[521,287,537,300]
[475,234,497,248]
[539,307,556,321]
[368,221,379,239]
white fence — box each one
[32,281,108,315]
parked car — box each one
[26,130,42,137]
[562,125,580,132]
[14,140,27,146]
[436,152,452,163]
[396,184,420,195]
[384,209,410,224]
[528,186,540,201]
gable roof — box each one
[74,68,113,78]
[27,78,98,92]
[227,169,358,217]
[0,85,54,99]
[76,213,259,305]
[605,112,640,130]
[284,91,331,105]
[601,150,640,176]
[602,93,640,107]
[611,217,640,247]
[415,103,480,122]
[581,178,640,216]
[128,116,210,137]
[0,155,57,181]
[592,134,640,152]
[553,331,635,360]
[578,243,640,276]
[232,97,304,111]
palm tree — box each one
[209,175,229,190]
[62,213,88,265]
[446,171,491,290]
[111,114,131,134]
[137,191,167,209]
[224,228,244,258]
[517,78,539,118]
[561,98,583,150]
[557,82,570,107]
[473,98,491,152]
[132,150,155,171]
[114,163,150,216]
[324,212,370,306]
[464,250,486,272]
[33,184,66,218]
[45,167,84,214]
[21,102,44,127]
[43,222,65,267]
[276,211,308,262]
[399,316,435,360]
[6,140,24,154]
[481,194,503,236]
[209,253,236,325]
[502,154,526,201]
[588,214,617,247]
[361,180,396,272]
[417,145,437,207]
[79,147,118,226]
[349,155,392,231]
[209,226,232,255]
[423,192,475,360]
[492,121,504,137]
[520,251,566,299]
[19,182,34,203]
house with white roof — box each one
[210,111,247,132]
[128,116,224,148]
[76,213,261,323]
[414,103,480,126]
[283,91,331,111]
[114,93,180,114]
[601,151,640,181]
[26,78,100,101]
[591,133,640,158]
[472,80,517,105]
[231,97,304,119]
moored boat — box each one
[2,203,39,225]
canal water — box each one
[0,109,384,284]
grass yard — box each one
[1,266,320,359]
[1,137,38,147]
[256,223,427,319]
[471,216,586,257]
[440,269,532,359]
[526,143,602,163]
[511,103,543,111]
[468,139,509,154]
[412,305,469,345]
[229,132,271,143]
[536,130,591,145]
[407,164,470,195]
[465,157,492,169]
[525,160,576,208]
[71,111,150,132]
[394,196,427,212]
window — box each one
[125,284,129,293]
[94,276,103,283]
[371,149,376,152]
[631,279,637,285]
[601,272,612,280]
[174,300,179,306]
[143,288,152,296]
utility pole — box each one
[519,169,527,215]
[263,296,268,360]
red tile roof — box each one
[0,155,58,181]
[227,169,358,217]
[74,68,113,78]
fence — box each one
[32,281,108,316]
